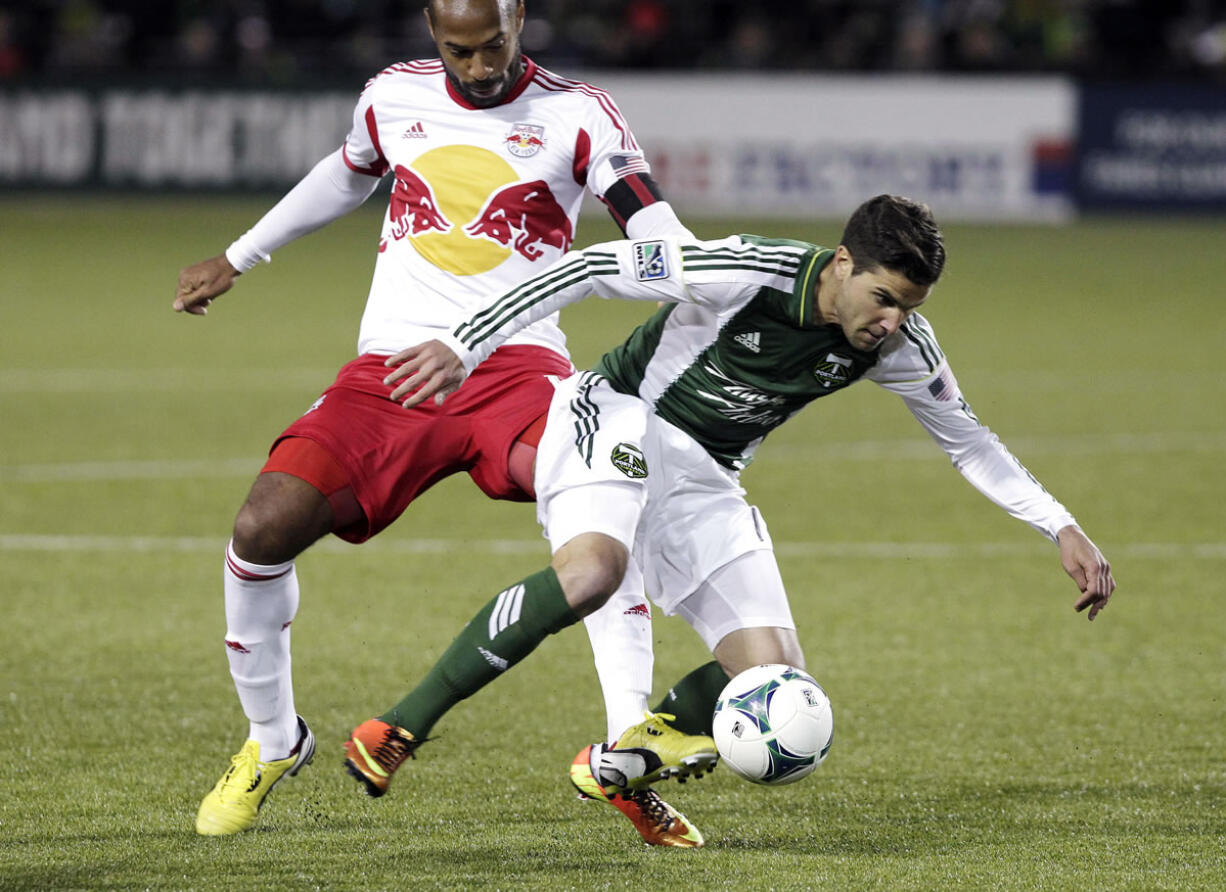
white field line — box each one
[758,431,1226,461]
[0,533,1222,560]
[0,368,332,393]
[3,430,1223,483]
[4,368,1224,394]
[0,458,263,482]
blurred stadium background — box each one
[3,0,1226,216]
[2,3,1224,890]
[3,0,1226,79]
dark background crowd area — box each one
[3,0,1226,83]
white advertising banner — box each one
[592,73,1075,221]
[1,75,1074,220]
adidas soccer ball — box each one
[712,664,833,785]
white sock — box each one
[223,539,300,761]
[584,560,654,743]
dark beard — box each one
[446,50,524,108]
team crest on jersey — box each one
[813,353,854,389]
[634,241,669,281]
[611,443,648,479]
[505,123,545,157]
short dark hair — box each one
[840,194,945,287]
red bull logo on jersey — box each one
[505,122,546,158]
[464,179,574,261]
[385,164,453,246]
[381,145,575,275]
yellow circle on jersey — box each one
[411,145,515,276]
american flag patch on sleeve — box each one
[927,368,955,400]
[610,154,650,178]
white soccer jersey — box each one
[340,57,651,357]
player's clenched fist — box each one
[174,254,241,315]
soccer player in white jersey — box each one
[343,194,1116,845]
[176,0,708,844]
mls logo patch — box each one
[813,353,854,389]
[633,241,669,281]
[505,123,545,157]
[610,443,648,479]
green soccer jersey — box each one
[592,237,886,469]
[442,232,1077,538]
[449,233,938,470]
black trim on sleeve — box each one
[601,173,665,235]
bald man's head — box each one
[426,0,519,24]
[425,0,526,107]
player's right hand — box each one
[384,340,466,408]
[1057,525,1115,621]
[174,254,240,315]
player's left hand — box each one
[383,340,466,408]
[1056,525,1115,621]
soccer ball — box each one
[712,664,833,785]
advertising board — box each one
[2,75,1075,221]
[1078,84,1226,211]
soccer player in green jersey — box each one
[342,194,1115,846]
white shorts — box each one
[534,371,650,552]
[674,549,795,652]
[535,372,777,616]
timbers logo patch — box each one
[633,241,668,281]
[813,353,854,389]
[610,443,648,479]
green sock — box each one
[382,567,578,739]
[653,660,730,736]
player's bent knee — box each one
[551,532,628,616]
[231,472,332,565]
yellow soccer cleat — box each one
[604,711,719,790]
[195,716,315,836]
[571,746,703,848]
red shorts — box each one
[264,346,573,543]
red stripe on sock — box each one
[226,553,292,582]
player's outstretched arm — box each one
[173,151,381,318]
[1057,525,1115,620]
[384,340,466,408]
[173,254,240,315]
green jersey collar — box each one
[796,247,835,328]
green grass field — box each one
[1,196,1224,890]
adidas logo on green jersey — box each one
[733,331,761,353]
